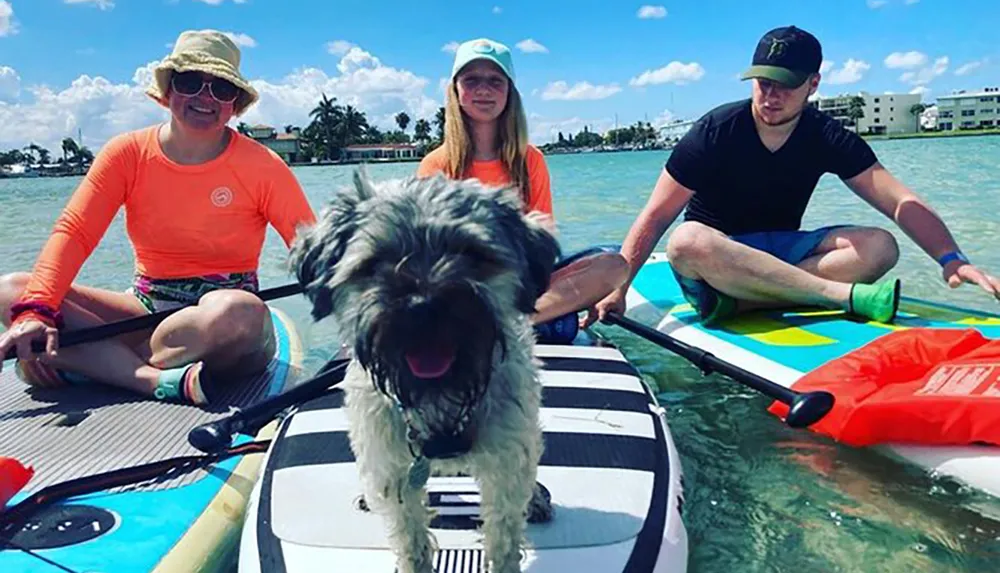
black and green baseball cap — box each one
[740,26,823,88]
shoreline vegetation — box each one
[4,92,1000,179]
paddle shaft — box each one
[187,357,350,453]
[602,312,834,427]
[3,282,303,362]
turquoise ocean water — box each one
[2,135,1000,571]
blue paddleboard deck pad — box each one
[626,253,1000,499]
[0,307,302,573]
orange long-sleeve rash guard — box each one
[15,125,316,324]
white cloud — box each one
[0,1,16,37]
[540,81,621,101]
[629,62,705,87]
[867,0,887,8]
[64,0,115,9]
[326,40,355,56]
[0,66,19,100]
[955,60,985,76]
[492,5,501,14]
[820,61,835,74]
[824,59,871,84]
[652,109,675,127]
[909,86,930,96]
[223,32,256,48]
[0,47,440,154]
[516,39,548,54]
[884,51,927,69]
[0,62,168,154]
[637,5,667,18]
[441,41,459,54]
[899,56,948,85]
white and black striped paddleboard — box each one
[239,341,689,572]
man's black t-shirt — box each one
[664,99,878,236]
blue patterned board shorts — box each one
[127,271,260,314]
[674,225,849,321]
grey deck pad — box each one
[0,357,283,494]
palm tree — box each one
[434,106,446,143]
[395,111,411,133]
[76,146,94,165]
[364,125,384,144]
[413,119,431,143]
[846,96,866,134]
[335,105,369,147]
[309,93,342,160]
[22,143,43,164]
[62,137,80,164]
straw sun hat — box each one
[146,29,259,116]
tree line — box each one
[0,138,95,168]
[540,121,662,152]
[238,93,448,162]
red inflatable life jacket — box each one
[768,327,1000,447]
[0,457,33,511]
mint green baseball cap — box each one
[450,38,516,82]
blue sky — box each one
[0,0,998,152]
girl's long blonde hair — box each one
[443,78,531,207]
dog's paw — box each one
[526,482,553,524]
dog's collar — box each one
[395,400,477,460]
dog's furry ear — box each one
[289,169,374,321]
[509,207,562,315]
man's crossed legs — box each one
[667,221,902,325]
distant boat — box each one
[3,164,41,178]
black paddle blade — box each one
[784,390,835,428]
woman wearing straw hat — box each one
[417,38,628,343]
[0,30,316,406]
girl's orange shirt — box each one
[416,144,554,217]
[14,125,316,324]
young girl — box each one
[417,38,628,341]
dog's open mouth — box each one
[404,342,457,379]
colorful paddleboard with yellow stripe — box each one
[625,252,1000,499]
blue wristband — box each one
[937,251,969,268]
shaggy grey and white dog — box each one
[289,169,561,573]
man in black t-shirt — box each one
[590,25,999,326]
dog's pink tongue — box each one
[405,345,456,379]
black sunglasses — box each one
[170,71,241,104]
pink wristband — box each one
[10,302,65,330]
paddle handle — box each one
[602,312,834,428]
[3,283,303,362]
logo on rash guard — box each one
[210,187,234,207]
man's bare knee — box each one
[0,272,31,325]
[857,228,900,281]
[666,222,723,277]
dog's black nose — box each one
[406,299,436,325]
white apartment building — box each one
[811,91,924,134]
[935,87,1000,131]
